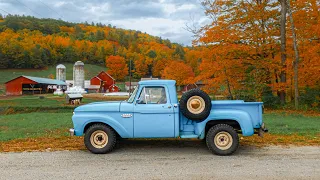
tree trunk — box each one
[223,67,233,100]
[279,0,287,104]
[287,0,299,109]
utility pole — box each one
[129,59,132,93]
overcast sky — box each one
[0,0,210,45]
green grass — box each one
[0,63,106,84]
[116,82,125,91]
[0,94,120,109]
[0,96,64,108]
[263,113,320,136]
[0,112,72,141]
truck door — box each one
[133,86,175,137]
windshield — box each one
[127,85,139,103]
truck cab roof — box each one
[138,80,176,86]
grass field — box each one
[263,113,320,136]
[0,94,128,109]
[0,63,106,84]
[0,110,319,142]
[0,112,72,141]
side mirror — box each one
[135,98,142,105]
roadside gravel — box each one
[0,140,319,180]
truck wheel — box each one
[180,88,211,121]
[84,124,117,154]
[206,124,239,156]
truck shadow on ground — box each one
[111,139,257,155]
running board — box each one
[180,132,199,139]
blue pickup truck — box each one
[70,80,267,155]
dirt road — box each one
[0,140,319,180]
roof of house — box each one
[90,76,102,81]
[6,75,67,85]
[97,71,115,80]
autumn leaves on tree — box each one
[106,55,128,81]
[194,0,320,108]
[0,1,320,108]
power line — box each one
[38,0,63,19]
[0,8,11,15]
[14,0,43,17]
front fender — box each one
[196,109,255,137]
[72,113,132,138]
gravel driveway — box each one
[0,140,319,180]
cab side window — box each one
[138,87,167,104]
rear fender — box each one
[196,109,254,137]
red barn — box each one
[90,71,119,92]
[108,84,119,92]
[5,76,67,96]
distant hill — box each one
[0,15,187,79]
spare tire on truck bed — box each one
[179,88,212,122]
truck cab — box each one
[70,80,267,155]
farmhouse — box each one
[5,75,67,96]
[90,71,119,93]
[65,71,119,93]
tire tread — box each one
[206,124,239,156]
[84,123,117,154]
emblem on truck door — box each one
[121,114,132,118]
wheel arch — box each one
[84,122,121,138]
[81,119,129,138]
[205,119,241,136]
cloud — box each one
[0,0,209,45]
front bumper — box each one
[69,128,75,136]
[258,123,268,137]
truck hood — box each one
[74,101,122,112]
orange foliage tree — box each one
[195,0,320,106]
[105,55,128,81]
[162,61,195,86]
[197,0,280,100]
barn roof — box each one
[97,71,115,80]
[6,76,67,85]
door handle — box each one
[167,105,172,109]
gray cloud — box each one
[0,0,209,45]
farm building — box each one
[5,75,67,96]
[65,71,119,93]
[90,71,119,93]
[65,80,100,93]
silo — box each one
[56,64,66,82]
[73,61,85,88]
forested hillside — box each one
[0,15,186,79]
[1,0,320,111]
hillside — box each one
[0,15,187,80]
